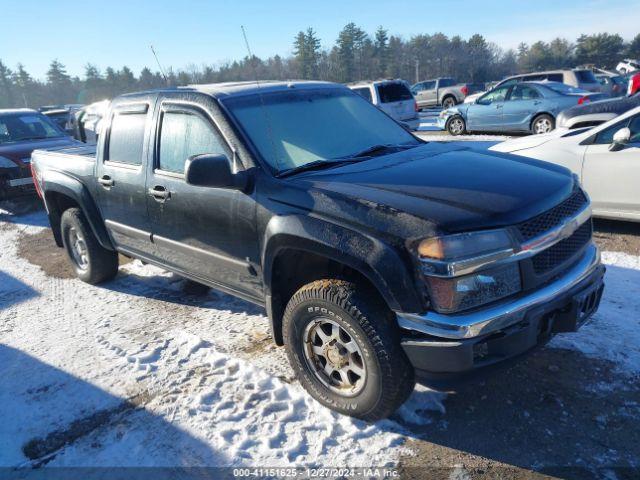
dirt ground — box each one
[3,197,640,478]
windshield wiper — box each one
[16,136,50,141]
[341,143,418,160]
[277,158,365,178]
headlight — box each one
[424,263,521,313]
[0,156,18,168]
[416,229,522,313]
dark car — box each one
[557,92,640,129]
[32,82,604,420]
[0,109,80,198]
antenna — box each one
[240,25,281,173]
[150,45,169,86]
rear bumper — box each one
[396,244,605,385]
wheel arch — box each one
[262,215,424,345]
[42,172,113,250]
[530,111,555,130]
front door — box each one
[96,99,155,256]
[582,113,640,218]
[146,96,261,299]
[466,85,510,131]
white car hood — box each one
[489,128,573,153]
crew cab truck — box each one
[411,77,484,110]
[32,81,605,420]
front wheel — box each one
[283,279,415,421]
[61,208,118,284]
[532,114,555,134]
[447,115,466,136]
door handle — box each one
[98,175,114,188]
[148,186,171,201]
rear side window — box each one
[509,85,540,100]
[547,73,564,82]
[352,87,372,102]
[377,83,413,103]
[575,70,597,83]
[522,74,545,82]
[107,112,146,165]
[159,110,227,174]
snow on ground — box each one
[1,203,639,469]
[551,251,640,376]
[0,208,446,468]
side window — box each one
[424,81,436,90]
[547,73,564,82]
[628,116,640,143]
[594,115,640,144]
[159,110,227,174]
[107,112,146,165]
[509,85,540,101]
[478,86,510,104]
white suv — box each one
[348,79,419,130]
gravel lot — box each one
[1,189,639,479]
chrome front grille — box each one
[531,220,593,275]
[517,189,588,241]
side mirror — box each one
[609,127,631,151]
[184,153,246,190]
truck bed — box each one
[32,144,97,187]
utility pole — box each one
[415,59,419,83]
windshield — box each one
[0,113,65,144]
[223,88,419,173]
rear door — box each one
[418,81,437,107]
[467,85,511,130]
[376,82,416,120]
[146,94,262,299]
[96,98,156,257]
[502,84,542,130]
[582,113,640,218]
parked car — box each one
[347,79,419,129]
[556,92,640,129]
[439,81,606,135]
[73,99,110,143]
[595,73,627,98]
[616,59,640,74]
[491,106,640,222]
[466,69,603,104]
[32,81,605,420]
[411,77,484,109]
[42,108,74,135]
[0,109,80,199]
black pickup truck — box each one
[31,81,605,420]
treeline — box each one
[1,26,639,109]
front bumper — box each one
[436,117,448,130]
[0,166,35,198]
[396,244,605,383]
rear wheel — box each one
[447,115,466,135]
[61,208,118,284]
[283,279,415,421]
[532,114,555,134]
[442,96,457,109]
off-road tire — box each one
[60,208,118,284]
[283,279,415,421]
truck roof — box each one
[118,80,339,102]
[0,108,38,116]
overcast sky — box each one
[2,0,638,79]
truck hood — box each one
[285,142,575,236]
[0,137,80,166]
